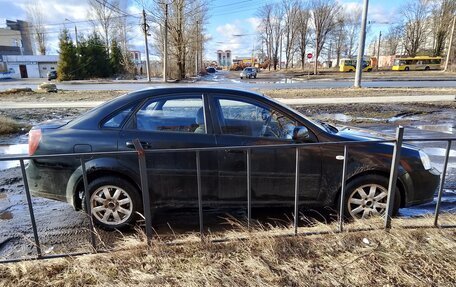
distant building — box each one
[0,20,33,56]
[4,55,58,78]
[217,50,231,67]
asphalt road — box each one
[1,76,456,91]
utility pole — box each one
[376,30,381,71]
[354,0,369,88]
[195,20,199,76]
[163,4,168,82]
[444,15,455,72]
[73,26,79,48]
[142,8,151,82]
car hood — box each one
[335,126,393,141]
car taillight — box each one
[28,129,42,155]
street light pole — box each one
[65,18,78,48]
[143,8,151,82]
[354,0,369,88]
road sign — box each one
[307,53,313,59]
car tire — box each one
[85,176,142,230]
[367,68,372,72]
[254,75,257,79]
[339,175,400,220]
[240,77,243,79]
[404,67,410,71]
[424,66,430,71]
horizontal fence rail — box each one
[0,127,454,263]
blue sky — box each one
[0,0,403,60]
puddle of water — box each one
[0,144,28,170]
[319,113,353,122]
[416,124,455,135]
[0,211,13,220]
[319,113,384,123]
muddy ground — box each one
[0,90,455,261]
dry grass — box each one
[0,116,25,135]
[259,87,456,99]
[0,215,455,287]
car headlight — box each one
[419,150,432,170]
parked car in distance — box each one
[240,67,257,79]
[47,71,57,81]
[27,87,440,230]
[206,67,216,73]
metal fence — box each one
[0,126,454,263]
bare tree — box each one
[310,0,341,74]
[384,25,403,55]
[430,0,456,56]
[295,7,310,70]
[281,0,299,69]
[258,4,275,70]
[257,3,283,70]
[343,7,362,58]
[26,1,47,55]
[401,0,430,57]
[331,15,345,68]
[89,0,118,55]
[148,0,207,80]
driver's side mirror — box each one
[292,126,310,142]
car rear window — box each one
[102,104,135,128]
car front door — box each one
[208,93,322,207]
[118,93,218,208]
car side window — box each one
[216,98,298,139]
[135,97,205,133]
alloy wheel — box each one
[90,185,133,226]
[347,184,388,219]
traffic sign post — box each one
[307,53,313,78]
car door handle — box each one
[126,141,152,149]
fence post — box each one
[80,157,97,250]
[293,147,300,235]
[246,148,251,230]
[133,139,153,246]
[384,126,404,230]
[196,151,204,239]
[338,145,348,232]
[434,140,452,227]
[19,159,42,258]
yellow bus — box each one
[339,58,373,72]
[392,56,442,71]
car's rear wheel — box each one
[342,175,400,220]
[86,177,141,230]
[404,67,410,71]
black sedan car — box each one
[27,87,440,229]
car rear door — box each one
[207,93,322,207]
[118,93,218,208]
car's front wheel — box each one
[342,175,400,219]
[86,177,142,230]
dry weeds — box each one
[260,87,456,99]
[0,116,26,135]
[0,215,455,287]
